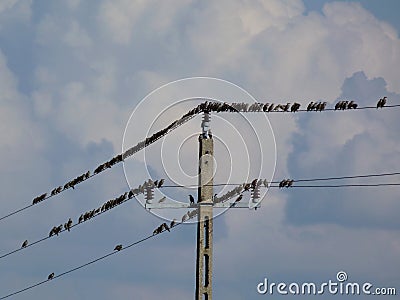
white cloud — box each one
[1,1,400,299]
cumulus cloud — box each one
[285,71,400,229]
[0,0,399,299]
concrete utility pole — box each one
[195,111,213,300]
[144,110,260,300]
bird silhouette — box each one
[377,96,387,108]
[170,219,177,228]
[21,240,28,248]
[182,212,189,222]
[235,194,243,203]
[162,223,170,232]
[48,273,55,280]
[114,244,123,251]
[189,195,195,205]
[158,179,165,188]
[251,179,258,188]
[263,179,269,187]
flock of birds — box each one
[29,96,392,281]
[43,177,296,280]
[22,179,166,252]
[40,176,295,250]
[31,97,389,208]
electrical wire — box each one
[161,171,400,188]
[0,195,133,260]
[2,170,399,225]
[0,222,181,300]
[0,113,198,223]
[218,104,400,113]
[0,99,397,223]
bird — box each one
[189,195,195,205]
[279,179,287,188]
[66,218,73,231]
[291,102,300,112]
[307,102,314,111]
[48,272,55,280]
[170,219,177,228]
[157,179,165,188]
[347,100,356,109]
[114,244,123,251]
[162,223,170,232]
[287,179,294,187]
[251,179,258,188]
[158,196,166,203]
[235,194,243,203]
[268,104,275,112]
[377,96,387,108]
[182,212,189,222]
[283,103,291,112]
[21,240,28,248]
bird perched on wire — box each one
[235,194,243,203]
[291,102,301,112]
[21,240,28,248]
[157,179,165,188]
[279,179,288,188]
[263,179,269,188]
[114,244,123,251]
[377,96,387,108]
[162,223,170,232]
[170,219,177,228]
[181,212,189,222]
[48,273,55,280]
[189,195,195,205]
[251,179,258,189]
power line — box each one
[161,171,400,188]
[0,222,181,300]
[0,193,135,261]
[284,183,400,188]
[220,104,400,113]
[2,170,399,226]
[0,177,160,261]
[0,112,198,223]
[0,99,396,223]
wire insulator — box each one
[251,186,260,203]
[145,183,154,204]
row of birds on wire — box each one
[22,177,297,251]
[27,177,295,282]
[199,96,388,113]
[45,207,199,282]
[20,179,165,250]
[29,96,389,210]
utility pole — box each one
[195,112,213,300]
[144,110,260,300]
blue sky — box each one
[0,1,399,299]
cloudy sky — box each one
[0,0,399,299]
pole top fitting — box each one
[201,111,211,138]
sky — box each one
[0,0,399,299]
